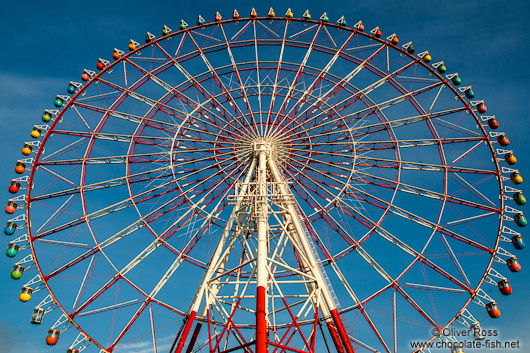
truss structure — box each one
[171,141,353,353]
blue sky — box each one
[1,0,530,352]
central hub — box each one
[252,140,272,155]
[250,138,288,165]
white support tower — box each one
[171,140,353,353]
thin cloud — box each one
[114,334,176,353]
[0,71,68,124]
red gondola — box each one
[497,279,512,295]
[485,301,500,318]
[46,329,60,346]
[507,257,521,272]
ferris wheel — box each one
[4,7,526,353]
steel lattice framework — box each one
[3,10,526,353]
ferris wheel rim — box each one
[12,14,513,353]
